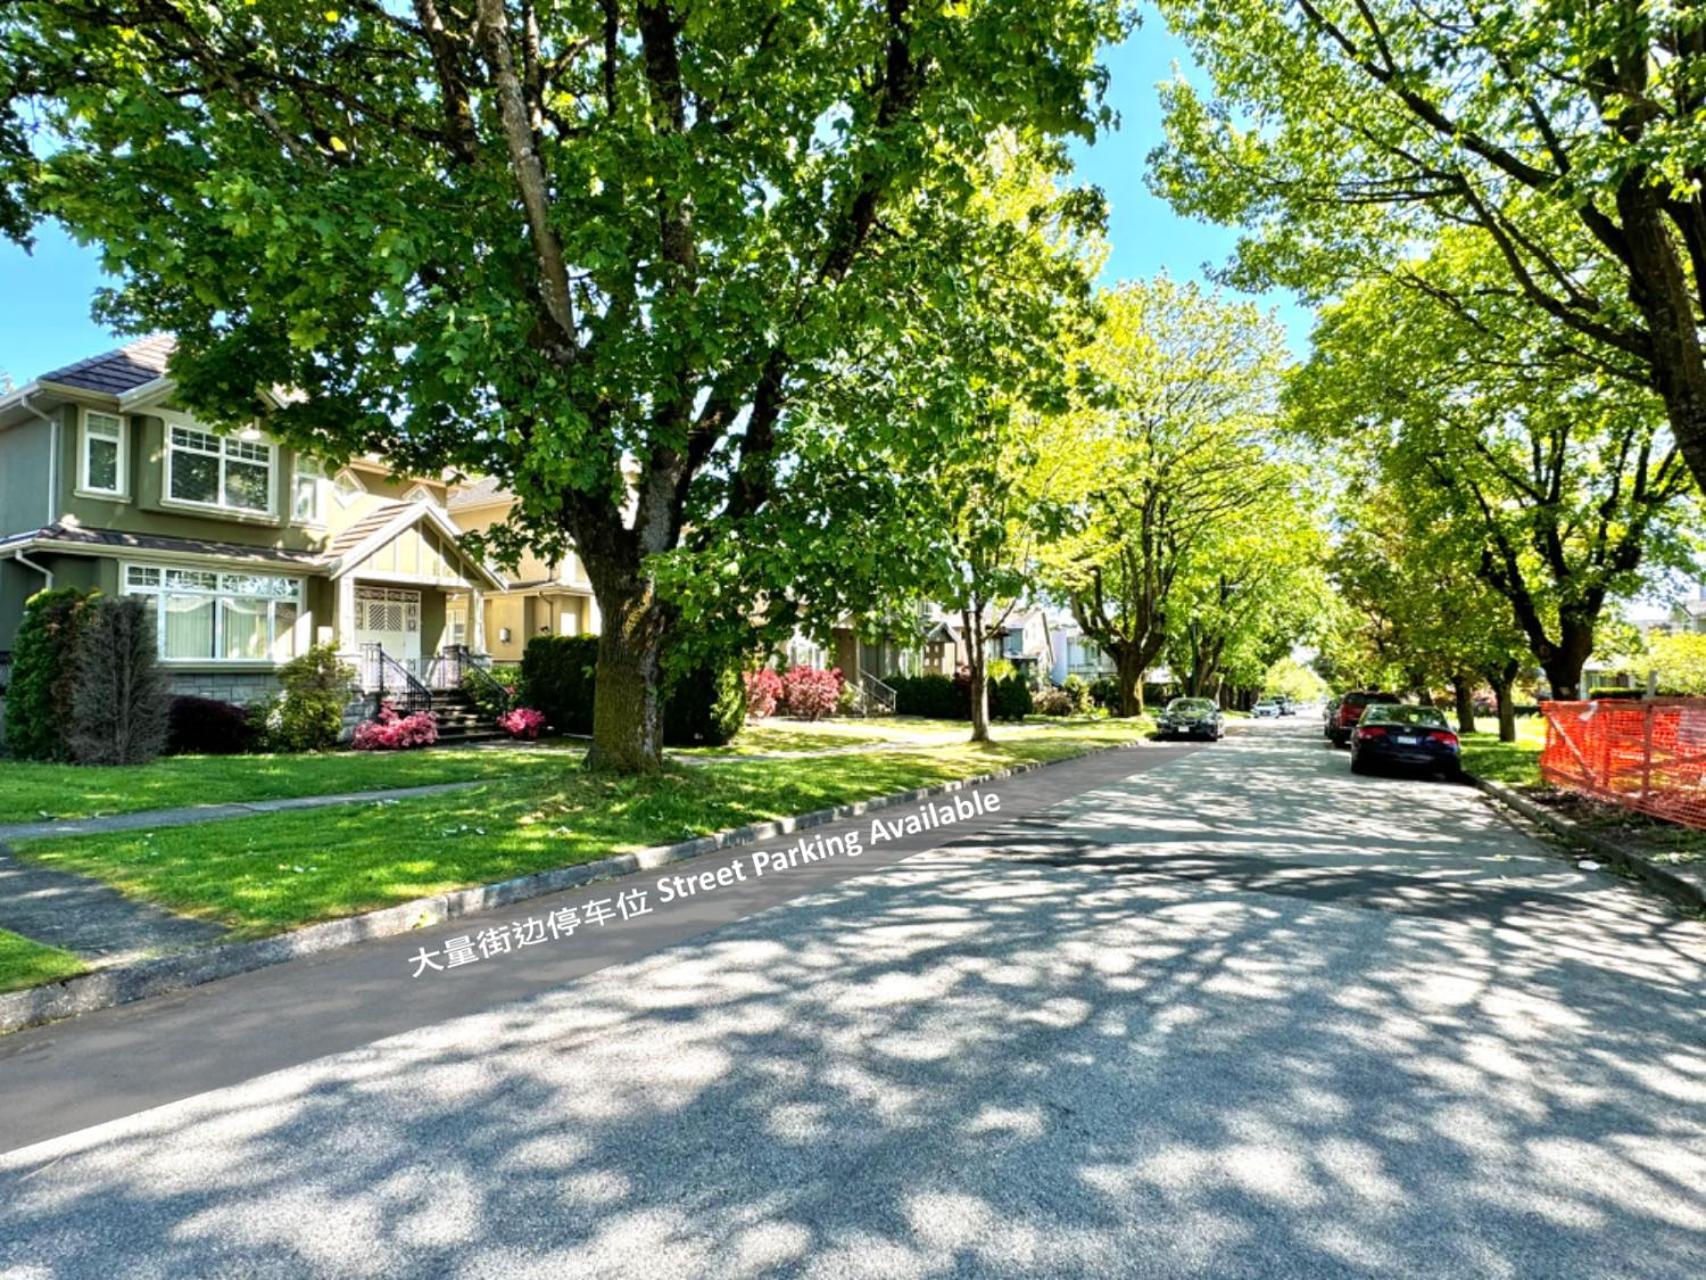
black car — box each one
[1349,703,1461,780]
[1158,697,1224,741]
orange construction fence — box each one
[1539,698,1706,829]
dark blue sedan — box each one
[1348,703,1462,780]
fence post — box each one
[1641,702,1654,803]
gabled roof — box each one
[447,475,514,511]
[321,499,507,589]
[39,334,176,396]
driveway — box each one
[2,719,1702,1278]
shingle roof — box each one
[1,523,325,569]
[447,475,514,511]
[326,501,412,557]
[38,334,177,396]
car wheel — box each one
[1350,752,1369,775]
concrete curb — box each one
[1469,774,1706,913]
[0,740,1151,1034]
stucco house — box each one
[446,477,601,664]
[0,336,506,715]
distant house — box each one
[1049,620,1118,685]
[446,478,601,664]
[917,607,1053,678]
[0,336,505,710]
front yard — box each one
[0,742,583,825]
[0,929,85,995]
[7,716,1152,942]
[1459,716,1547,786]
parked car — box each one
[1158,697,1225,741]
[1252,698,1281,718]
[1326,690,1396,747]
[1275,695,1296,716]
[1349,703,1462,780]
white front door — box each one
[355,586,422,673]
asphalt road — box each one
[2,717,1703,1279]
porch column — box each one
[337,576,357,654]
[470,586,486,654]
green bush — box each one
[5,586,96,761]
[1061,675,1092,714]
[1087,675,1121,712]
[889,673,969,719]
[662,656,746,747]
[522,635,600,734]
[1033,685,1076,716]
[991,672,1034,721]
[69,596,170,765]
[462,664,521,720]
[260,644,354,752]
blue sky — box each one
[0,16,1309,385]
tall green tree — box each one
[1292,248,1699,699]
[1041,277,1290,715]
[0,0,1126,771]
[1153,0,1706,499]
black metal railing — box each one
[360,643,432,715]
[422,645,513,714]
[0,650,11,695]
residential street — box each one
[2,718,1703,1278]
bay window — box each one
[125,564,302,662]
[166,425,274,514]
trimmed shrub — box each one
[889,673,969,719]
[744,667,783,718]
[1061,675,1092,714]
[1088,675,1121,712]
[521,635,599,735]
[68,597,170,765]
[351,701,438,750]
[1033,685,1076,716]
[780,665,841,720]
[166,696,257,755]
[662,657,747,747]
[498,706,547,740]
[5,586,96,761]
[260,644,354,752]
[991,672,1034,722]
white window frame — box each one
[332,468,366,508]
[292,455,326,526]
[123,561,305,664]
[163,420,277,517]
[77,408,128,499]
[402,483,438,506]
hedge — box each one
[889,673,969,719]
[523,634,746,746]
[167,696,258,755]
[5,587,96,761]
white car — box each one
[1252,699,1281,718]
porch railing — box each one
[360,643,432,715]
[424,645,514,713]
[858,669,897,716]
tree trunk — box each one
[964,609,990,743]
[1539,617,1594,701]
[1115,648,1146,717]
[1495,681,1517,743]
[585,579,668,773]
[1451,673,1476,736]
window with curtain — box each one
[167,425,273,513]
[125,564,302,662]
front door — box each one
[355,586,422,674]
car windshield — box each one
[1364,704,1449,728]
[1167,699,1216,714]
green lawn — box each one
[0,929,86,994]
[0,744,583,825]
[11,718,1152,939]
[1459,716,1547,786]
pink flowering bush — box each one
[351,700,439,751]
[744,668,784,718]
[498,706,547,740]
[780,665,842,720]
